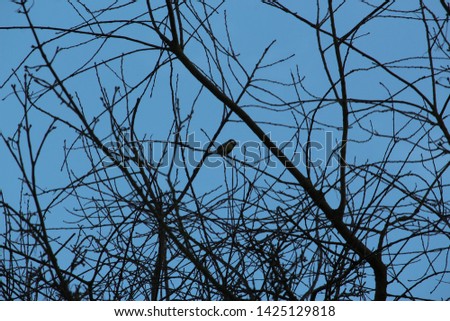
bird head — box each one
[227,139,237,147]
[220,139,237,156]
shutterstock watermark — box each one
[101,132,344,169]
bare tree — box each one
[0,0,449,300]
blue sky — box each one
[0,1,449,300]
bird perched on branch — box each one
[209,139,237,156]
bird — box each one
[209,139,237,156]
